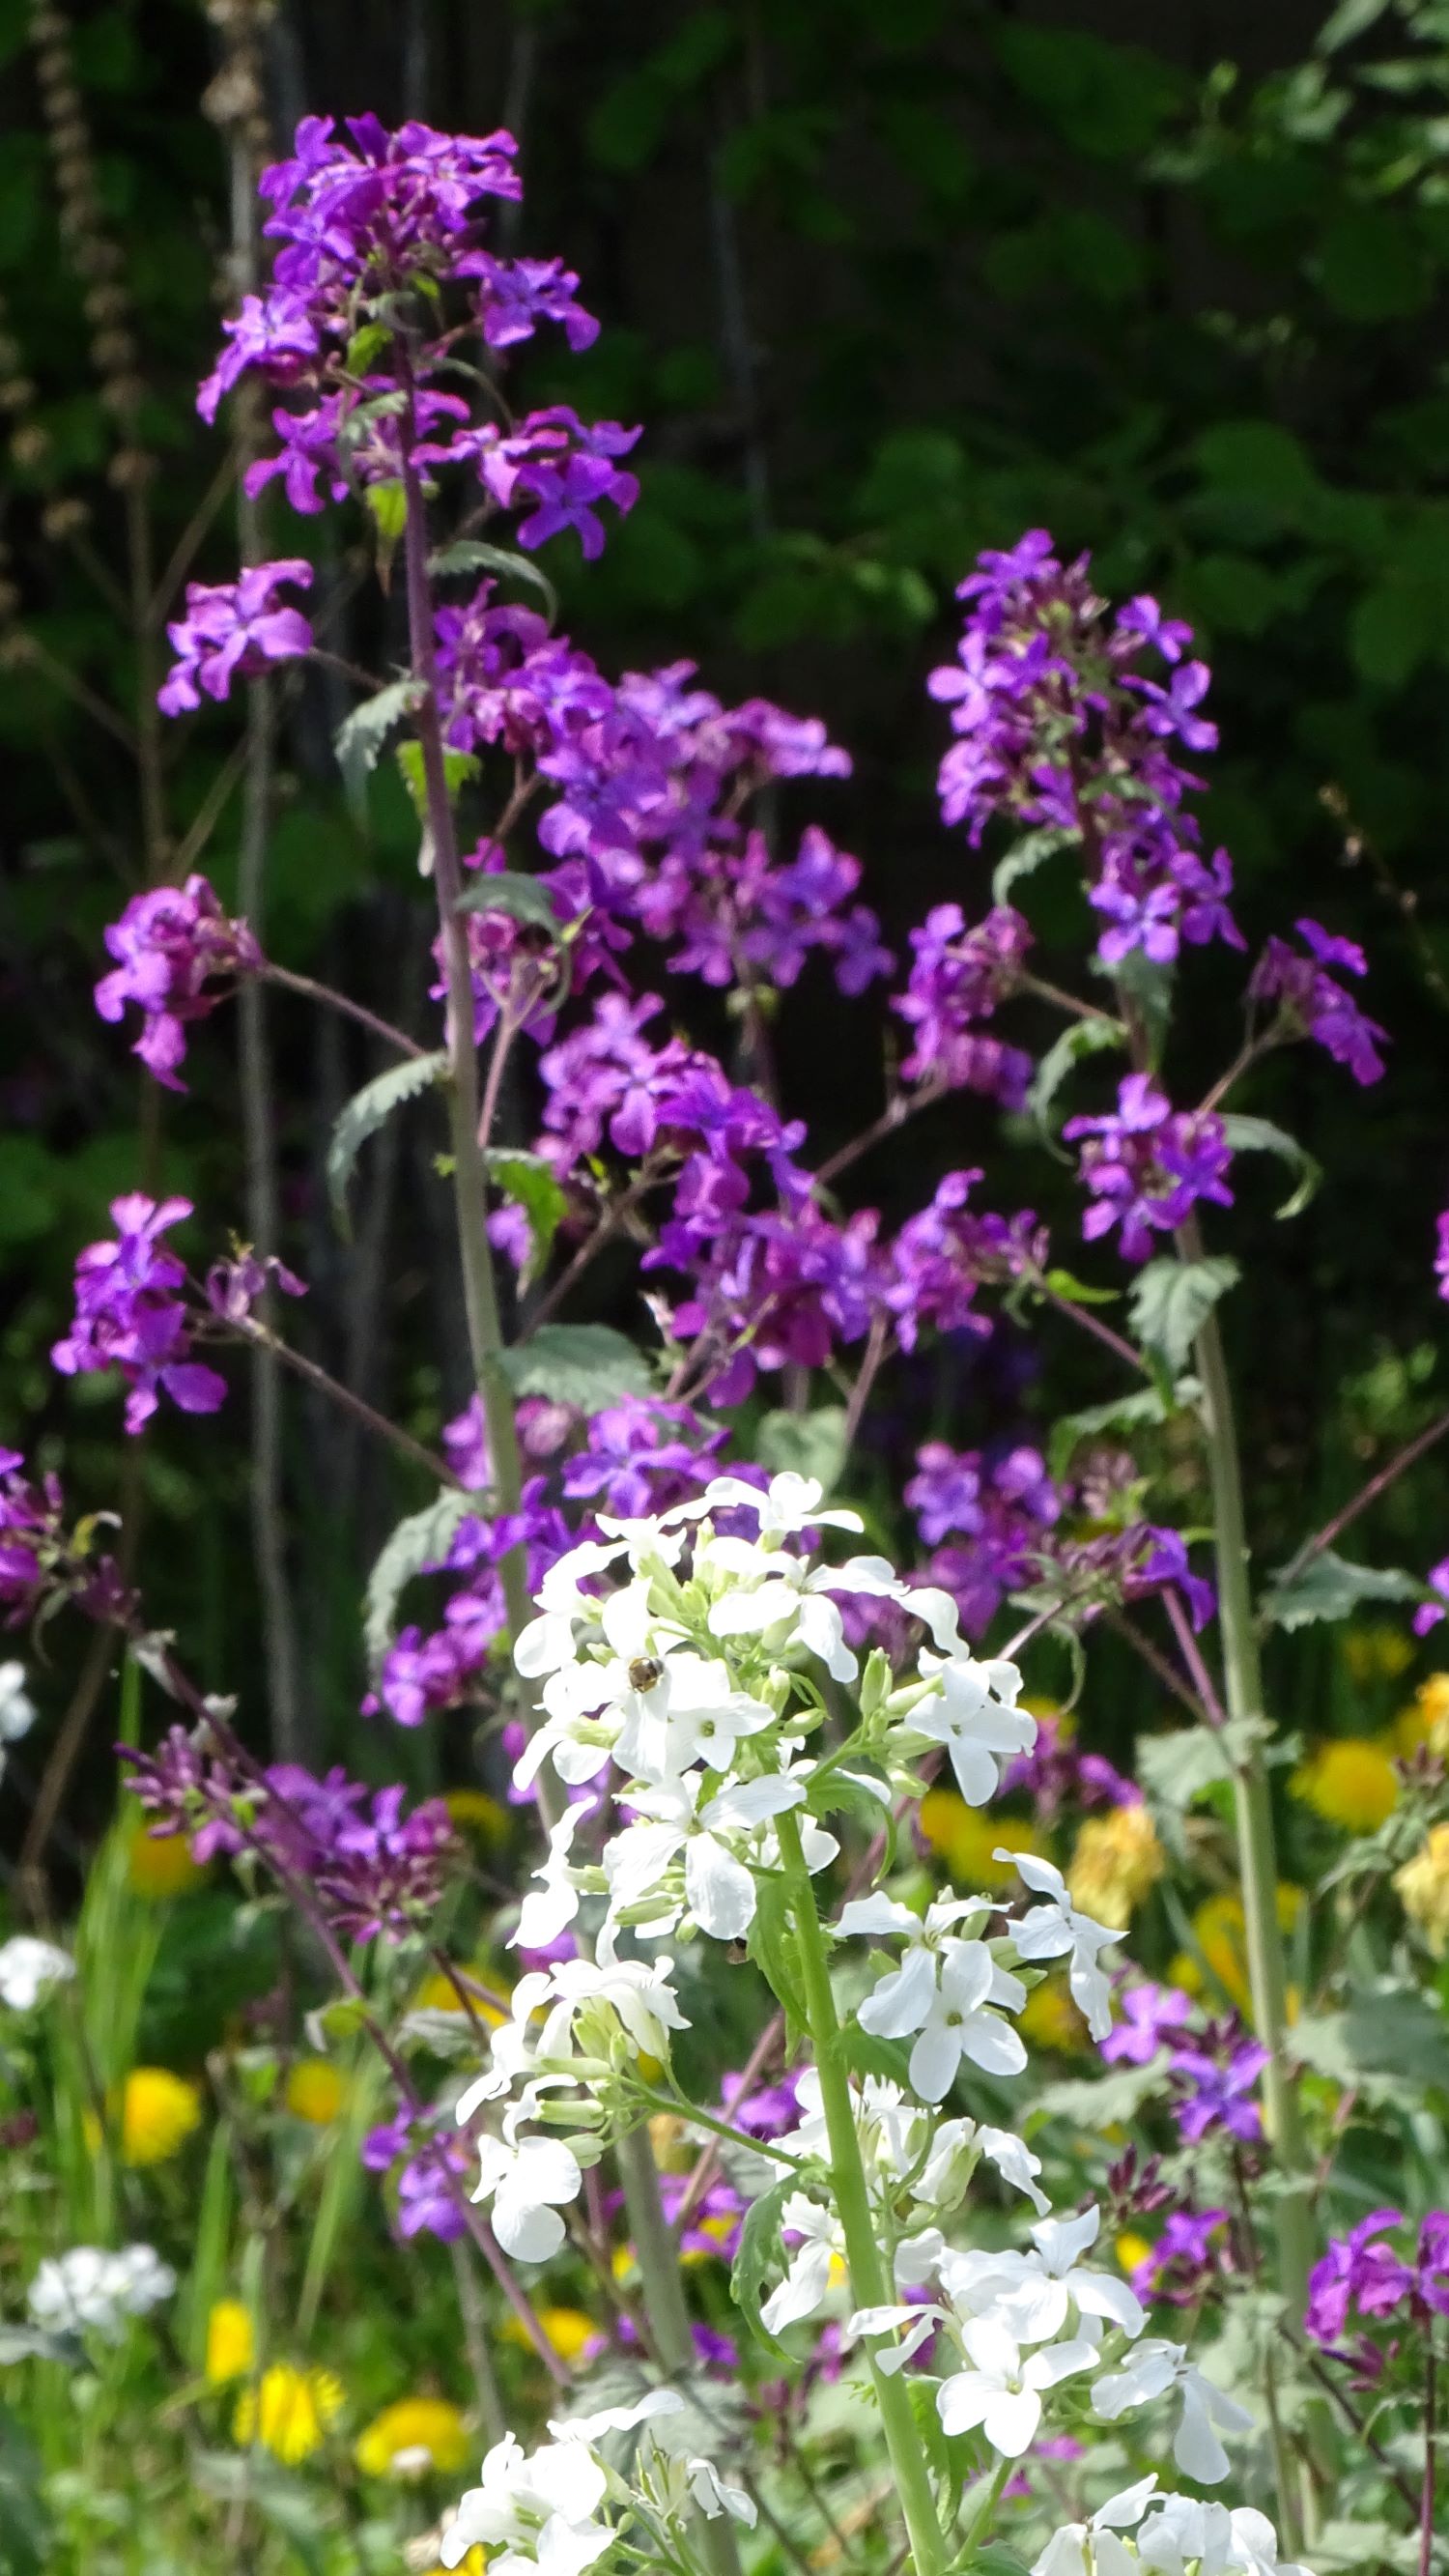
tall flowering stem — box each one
[775,1808,951,2576]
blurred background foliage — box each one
[4,0,1449,1832]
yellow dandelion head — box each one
[920,1793,1044,1888]
[1291,1738,1398,1833]
[1018,1978,1091,2054]
[1341,1624,1415,1685]
[1065,1802,1164,1931]
[205,2299,255,2386]
[234,2363,345,2464]
[424,2548,487,2576]
[355,2396,469,2479]
[412,1965,510,2027]
[501,2305,597,2365]
[1395,1822,1449,1957]
[127,1824,207,1899]
[443,1789,509,1846]
[283,2060,349,2126]
[1114,2233,1152,2278]
[1188,1887,1303,2019]
[1411,1674,1449,1759]
[119,2066,204,2166]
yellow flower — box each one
[412,1964,510,2027]
[1292,1738,1398,1833]
[919,1793,1045,1888]
[443,1789,509,1846]
[355,2396,470,2479]
[1396,1674,1449,1759]
[426,2549,487,2576]
[205,2300,256,2386]
[1066,1804,1164,1930]
[502,2306,597,2365]
[127,1824,207,1899]
[284,2060,349,2126]
[1341,1624,1415,1685]
[117,2067,204,2166]
[1184,1887,1303,2018]
[1115,2233,1152,2277]
[1395,1822,1449,1956]
[234,2363,345,2463]
[1018,1979,1090,2054]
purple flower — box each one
[1305,2212,1413,2346]
[1000,1704,1137,1820]
[205,1248,305,1323]
[1100,1981,1193,2066]
[1249,918,1388,1086]
[1414,1555,1449,1638]
[363,2108,472,2244]
[893,903,1033,1099]
[157,562,313,715]
[1435,1212,1449,1303]
[1168,2028,1267,2145]
[516,451,639,560]
[1064,1073,1234,1265]
[95,875,262,1091]
[906,1440,1061,1636]
[51,1195,226,1435]
[561,1395,725,1521]
[1129,2209,1229,2310]
[884,1171,1047,1353]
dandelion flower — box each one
[1395,1822,1449,1956]
[412,1964,510,2027]
[1066,1803,1164,1929]
[206,2299,256,2385]
[235,2362,345,2463]
[920,1793,1043,1888]
[114,2067,204,2166]
[1396,1674,1449,1758]
[442,1788,508,1845]
[501,2305,600,2365]
[1292,1737,1398,1832]
[284,2060,349,2125]
[1018,1978,1090,2054]
[128,1824,207,1899]
[1341,1624,1413,1685]
[355,2395,469,2478]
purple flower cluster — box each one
[893,902,1034,1106]
[368,1477,570,1728]
[52,1195,226,1436]
[1064,1073,1234,1265]
[1305,2209,1449,2367]
[906,1440,1061,1637]
[95,874,262,1090]
[1167,2020,1267,2147]
[1127,2209,1229,2311]
[0,1448,113,1628]
[157,562,313,717]
[363,2107,473,2243]
[1000,1707,1138,1820]
[1101,1981,1193,2066]
[927,531,1243,972]
[126,1728,454,1942]
[1414,1555,1449,1638]
[560,1394,727,1520]
[1435,1211,1449,1302]
[1248,918,1387,1088]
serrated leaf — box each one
[333,676,424,810]
[991,824,1075,904]
[395,737,478,821]
[345,320,392,373]
[1038,2062,1168,2123]
[501,1324,652,1408]
[729,2171,797,2359]
[755,1406,847,1494]
[428,538,559,626]
[1294,1986,1449,2093]
[1136,1724,1237,1811]
[327,1050,447,1231]
[1048,1382,1197,1480]
[1261,1547,1423,1633]
[1220,1114,1322,1219]
[364,1488,479,1672]
[363,479,407,549]
[838,2024,912,2087]
[1129,1255,1240,1372]
[485,1150,567,1289]
[1029,1015,1125,1132]
[455,871,562,935]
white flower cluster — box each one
[27,2243,176,2341]
[440,2390,755,2573]
[0,1659,36,1784]
[1034,2477,1311,2576]
[0,1934,74,2011]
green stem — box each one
[775,1813,950,2576]
[1181,1231,1314,2554]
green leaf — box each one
[395,737,478,821]
[345,320,392,374]
[838,2023,913,2087]
[991,824,1075,906]
[1315,0,1391,49]
[455,871,562,935]
[327,1050,447,1231]
[428,538,559,626]
[1293,1983,1449,2094]
[364,1488,479,1673]
[1261,1548,1424,1633]
[1029,1015,1125,1133]
[363,478,408,547]
[484,1151,567,1289]
[501,1324,653,1409]
[0,2404,48,2575]
[755,1406,848,1495]
[1047,1383,1194,1480]
[1041,1268,1121,1306]
[1317,208,1430,323]
[1038,2063,1169,2123]
[333,677,424,810]
[1128,1256,1240,1373]
[729,2172,796,2359]
[1220,1114,1322,1219]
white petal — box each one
[685,1835,757,1941]
[908,2013,960,2104]
[982,2385,1041,2457]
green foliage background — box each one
[4,0,1449,1801]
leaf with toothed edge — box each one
[327,1050,448,1233]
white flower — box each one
[760,2193,843,2334]
[1091,2338,1255,2484]
[550,2390,686,2446]
[908,1652,1036,1804]
[1137,2494,1305,2576]
[471,2131,582,2262]
[0,1661,36,1772]
[604,1768,820,1943]
[846,1895,1026,2102]
[969,2206,1144,2343]
[1032,2478,1160,2576]
[442,2428,613,2576]
[974,2126,1051,2217]
[682,1471,866,1545]
[998,1850,1121,2041]
[937,2315,1098,2457]
[513,1809,586,1952]
[0,1935,74,2011]
[28,2243,175,2341]
[706,1546,916,1685]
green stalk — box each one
[775,1812,950,2576]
